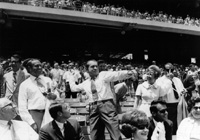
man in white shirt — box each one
[69,59,137,140]
[0,97,38,140]
[18,58,56,133]
[63,62,81,98]
[157,63,185,135]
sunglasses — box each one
[158,109,167,114]
[193,106,200,111]
[137,124,149,130]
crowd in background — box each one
[1,0,200,27]
[0,54,200,140]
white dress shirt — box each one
[18,75,52,125]
[157,75,185,103]
[55,120,65,136]
[0,120,38,140]
[69,70,133,103]
[151,120,166,140]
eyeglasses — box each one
[1,103,18,114]
[158,109,168,114]
[193,106,200,111]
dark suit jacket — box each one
[39,119,85,140]
[183,74,195,102]
[147,117,173,140]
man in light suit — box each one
[3,54,29,105]
[39,101,84,140]
[0,97,38,140]
[148,99,173,140]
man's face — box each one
[98,63,107,72]
[87,60,99,77]
[61,103,71,119]
[54,63,59,69]
[0,102,17,121]
[165,64,174,79]
[153,103,168,122]
[30,60,42,77]
[10,57,21,72]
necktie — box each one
[8,120,18,140]
[36,77,46,96]
[13,72,17,85]
[91,79,98,101]
[171,80,179,99]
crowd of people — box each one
[2,0,200,27]
[0,54,200,140]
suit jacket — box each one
[183,75,195,101]
[4,68,29,105]
[39,119,85,140]
[147,117,173,140]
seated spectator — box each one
[39,101,84,140]
[176,97,200,140]
[0,97,38,140]
[148,99,173,140]
[120,109,149,140]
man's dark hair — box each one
[85,59,97,70]
[49,101,63,119]
[98,59,105,65]
[11,54,22,62]
[150,99,167,113]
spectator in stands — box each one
[3,54,29,105]
[39,101,84,140]
[183,70,196,104]
[148,99,173,140]
[0,97,38,140]
[114,77,132,114]
[69,59,136,140]
[176,97,200,140]
[0,62,4,97]
[50,62,62,85]
[157,62,186,135]
[63,62,81,98]
[18,58,57,133]
[134,65,165,117]
[120,109,149,140]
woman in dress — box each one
[176,97,200,140]
[134,65,165,117]
[120,109,149,140]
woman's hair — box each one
[188,97,200,113]
[120,109,149,138]
[148,65,161,79]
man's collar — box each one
[55,120,67,129]
[30,74,43,81]
[0,120,9,126]
[143,81,158,89]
